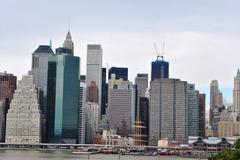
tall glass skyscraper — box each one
[46,55,80,144]
[151,59,169,81]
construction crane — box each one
[153,42,165,61]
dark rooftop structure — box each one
[33,45,54,54]
[55,47,72,55]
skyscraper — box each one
[151,57,169,81]
[108,67,128,81]
[63,31,74,55]
[0,100,6,142]
[0,71,17,142]
[78,75,86,144]
[233,69,240,114]
[210,80,223,126]
[32,45,54,118]
[5,73,42,144]
[107,75,136,137]
[46,54,80,144]
[101,68,108,115]
[85,102,99,144]
[149,78,188,145]
[199,94,206,137]
[187,84,199,137]
[86,44,102,119]
[135,73,148,118]
[138,97,149,145]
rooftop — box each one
[33,45,54,54]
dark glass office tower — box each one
[46,55,80,144]
[151,59,169,81]
[108,67,128,80]
[139,97,149,146]
[101,68,108,115]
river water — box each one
[0,149,206,160]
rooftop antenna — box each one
[153,42,164,60]
[49,39,52,49]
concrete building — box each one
[0,72,17,103]
[85,102,99,144]
[218,122,240,138]
[0,71,17,142]
[135,74,148,118]
[78,75,86,144]
[5,74,42,144]
[108,67,128,81]
[87,81,98,103]
[86,44,102,119]
[233,69,240,114]
[107,75,136,137]
[187,84,199,137]
[210,80,223,126]
[46,55,80,144]
[149,79,188,145]
[63,31,74,55]
[199,94,206,137]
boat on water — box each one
[102,147,119,154]
[72,147,100,155]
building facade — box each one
[199,94,206,137]
[135,73,148,118]
[233,69,240,114]
[107,75,136,137]
[210,80,223,126]
[187,84,199,137]
[86,44,102,119]
[78,75,86,144]
[151,59,169,81]
[5,74,42,144]
[149,79,188,145]
[101,68,108,115]
[85,102,99,144]
[46,55,80,144]
[0,72,17,142]
[108,67,128,81]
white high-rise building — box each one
[78,76,86,144]
[86,44,102,119]
[233,69,240,114]
[85,102,99,144]
[5,73,42,144]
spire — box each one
[237,69,240,77]
[66,30,71,40]
[63,30,74,55]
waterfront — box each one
[0,149,206,160]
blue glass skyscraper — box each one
[46,54,80,144]
[151,58,169,81]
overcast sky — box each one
[1,0,240,106]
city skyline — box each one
[1,0,240,105]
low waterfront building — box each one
[5,73,42,144]
[189,137,234,154]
